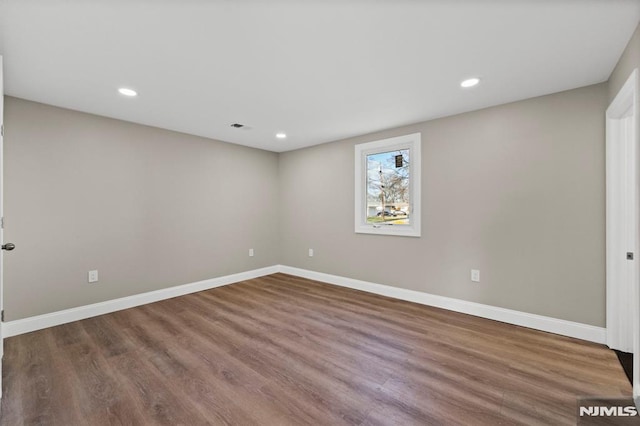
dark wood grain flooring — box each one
[0,273,632,425]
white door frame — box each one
[606,68,640,405]
[0,55,4,400]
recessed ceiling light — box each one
[276,133,287,139]
[460,78,480,88]
[118,87,138,97]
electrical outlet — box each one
[471,269,480,282]
[88,270,99,283]
[308,248,314,257]
[249,248,254,257]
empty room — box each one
[0,0,639,424]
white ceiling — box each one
[1,1,639,152]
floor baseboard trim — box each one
[3,264,607,344]
[277,265,607,344]
[2,265,279,338]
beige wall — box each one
[609,22,640,102]
[1,83,612,326]
[279,84,608,327]
[3,97,280,320]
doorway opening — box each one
[606,68,640,406]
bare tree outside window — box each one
[366,149,410,224]
[355,132,420,237]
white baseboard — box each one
[2,264,607,345]
[2,265,279,338]
[277,265,607,344]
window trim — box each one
[354,133,421,237]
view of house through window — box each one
[366,149,410,225]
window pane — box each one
[366,149,410,224]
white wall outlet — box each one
[308,248,314,257]
[471,269,480,282]
[249,248,254,257]
[88,270,99,283]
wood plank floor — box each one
[0,273,631,425]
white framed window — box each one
[355,133,421,237]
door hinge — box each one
[1,124,3,137]
[2,310,5,322]
[1,217,4,229]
